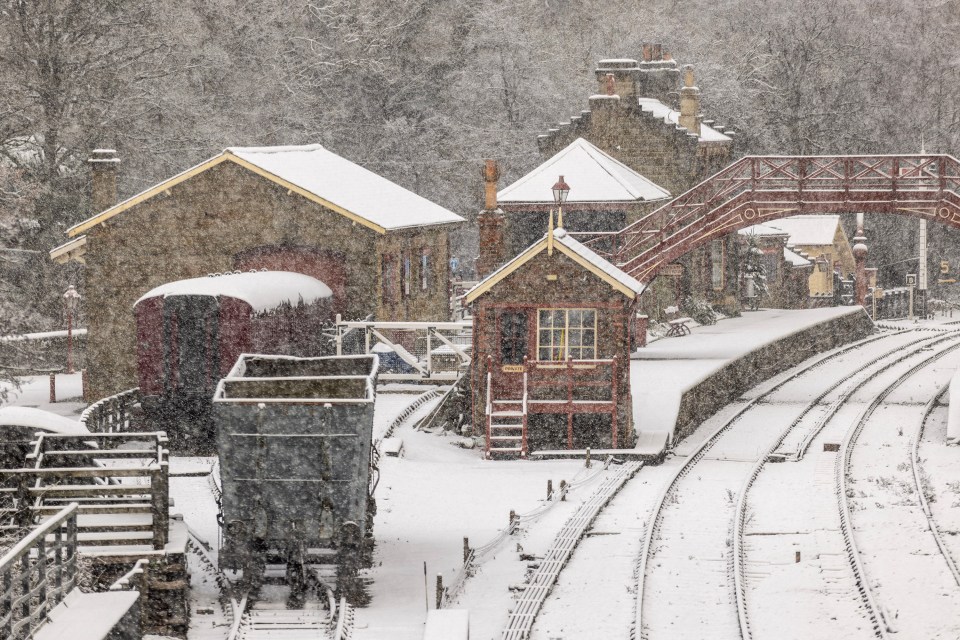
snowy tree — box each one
[739,234,768,310]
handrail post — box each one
[150,461,169,550]
[521,356,529,458]
[485,356,492,457]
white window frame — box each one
[536,308,597,361]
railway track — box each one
[632,328,958,640]
[734,331,960,640]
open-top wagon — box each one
[212,353,378,604]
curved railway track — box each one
[733,331,960,640]
[632,328,960,640]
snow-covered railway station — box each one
[3,25,960,640]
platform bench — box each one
[665,317,693,337]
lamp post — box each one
[63,285,81,374]
[552,175,570,227]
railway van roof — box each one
[134,271,332,312]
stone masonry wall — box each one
[83,161,454,399]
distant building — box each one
[737,224,812,309]
[739,215,856,306]
[481,47,741,318]
[51,144,463,399]
[465,224,642,457]
[766,215,856,303]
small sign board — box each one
[501,364,524,373]
[906,273,917,286]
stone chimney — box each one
[635,42,680,104]
[594,59,641,103]
[678,65,702,136]
[476,160,507,279]
[88,149,119,213]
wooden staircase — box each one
[485,366,528,458]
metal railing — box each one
[0,503,78,640]
[571,154,960,282]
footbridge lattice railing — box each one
[571,154,960,283]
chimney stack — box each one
[88,149,119,214]
[476,160,507,279]
[678,65,702,136]
[634,42,680,104]
[594,59,641,103]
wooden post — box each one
[585,447,591,468]
[795,550,801,563]
[435,574,443,609]
[559,480,567,501]
[49,373,56,404]
[463,537,470,564]
[151,462,169,549]
[547,479,553,500]
[509,510,516,530]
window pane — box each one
[582,310,596,327]
[539,309,552,328]
[568,309,582,326]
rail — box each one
[500,461,642,640]
[0,503,78,640]
[729,331,955,640]
[911,387,960,587]
[630,330,899,640]
[333,596,355,640]
[79,387,141,433]
[837,336,960,637]
[440,457,613,608]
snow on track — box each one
[740,332,960,640]
[636,329,957,640]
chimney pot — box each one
[652,43,663,60]
[482,159,500,211]
[641,44,653,62]
[605,73,616,96]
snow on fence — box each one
[439,456,616,609]
[0,503,78,640]
[79,387,141,433]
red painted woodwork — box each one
[234,245,348,315]
[571,155,960,283]
[135,296,165,396]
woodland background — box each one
[1,0,959,336]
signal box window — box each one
[537,308,596,361]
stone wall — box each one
[82,161,454,399]
[671,309,875,442]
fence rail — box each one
[0,503,78,640]
[79,387,141,433]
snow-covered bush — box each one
[681,297,717,326]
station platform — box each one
[630,307,873,453]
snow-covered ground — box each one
[6,320,960,640]
[0,372,85,417]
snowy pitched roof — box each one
[497,138,670,204]
[638,98,732,143]
[135,271,332,312]
[738,223,790,238]
[768,215,842,247]
[464,227,644,303]
[66,143,463,238]
[784,247,813,267]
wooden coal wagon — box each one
[212,353,378,603]
[134,271,334,452]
